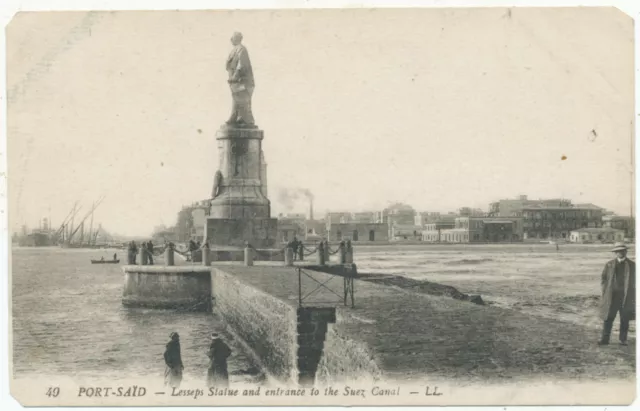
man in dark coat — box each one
[128,241,138,264]
[164,332,184,387]
[207,332,232,388]
[147,241,154,265]
[598,242,636,346]
[290,237,299,261]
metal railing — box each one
[296,267,354,308]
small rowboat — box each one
[91,259,120,264]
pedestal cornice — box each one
[216,125,264,140]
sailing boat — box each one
[61,196,107,249]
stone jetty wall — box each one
[211,268,299,383]
[122,266,212,310]
[210,267,356,385]
[316,309,382,384]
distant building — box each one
[414,212,450,227]
[489,195,571,217]
[374,202,416,239]
[277,214,306,243]
[519,204,604,240]
[190,200,211,241]
[324,212,352,232]
[439,229,470,243]
[421,219,456,242]
[423,216,523,243]
[377,203,416,226]
[352,211,376,223]
[602,215,635,239]
[488,195,605,240]
[458,207,486,217]
[570,228,624,244]
[390,224,423,241]
[327,222,389,242]
[191,208,206,241]
[303,219,326,241]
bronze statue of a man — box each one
[226,32,255,126]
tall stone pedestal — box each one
[207,124,277,247]
[205,217,277,248]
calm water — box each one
[11,247,258,383]
[12,243,635,381]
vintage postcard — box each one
[5,4,637,407]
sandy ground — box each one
[354,272,635,383]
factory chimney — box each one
[309,199,314,221]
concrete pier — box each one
[210,265,340,385]
[122,265,212,310]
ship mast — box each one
[88,201,95,245]
[78,221,85,245]
[54,202,81,244]
[66,196,106,245]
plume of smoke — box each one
[277,187,314,211]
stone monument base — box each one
[205,217,278,248]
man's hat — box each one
[170,332,180,340]
[210,332,220,340]
[611,242,629,252]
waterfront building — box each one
[518,204,603,240]
[458,207,486,217]
[423,216,523,243]
[352,211,377,223]
[277,213,306,243]
[374,202,417,239]
[415,211,455,227]
[189,200,211,242]
[191,208,207,241]
[327,222,389,242]
[376,203,416,226]
[390,224,423,241]
[324,212,352,233]
[303,220,326,241]
[569,228,624,244]
[488,195,605,240]
[488,195,571,217]
[602,215,635,239]
[421,218,456,242]
[439,228,470,243]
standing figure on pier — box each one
[206,332,232,388]
[291,236,300,261]
[164,332,184,388]
[598,243,636,346]
[127,241,138,264]
[225,32,255,126]
[147,240,154,265]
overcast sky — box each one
[7,7,634,236]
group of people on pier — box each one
[127,240,156,265]
[163,331,232,389]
